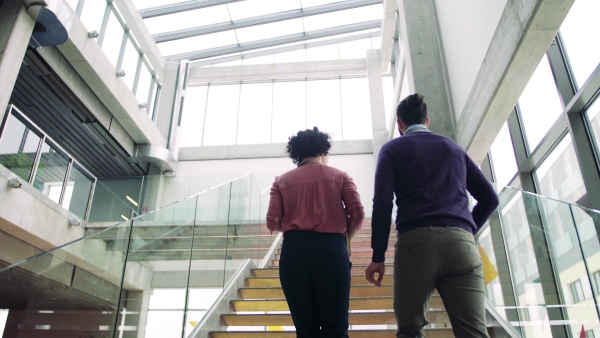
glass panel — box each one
[136,62,153,104]
[339,38,372,59]
[143,6,230,35]
[559,0,600,88]
[306,79,342,140]
[570,205,600,309]
[236,19,304,44]
[302,0,341,7]
[79,0,107,34]
[224,176,257,281]
[184,288,221,335]
[538,196,598,337]
[227,0,301,21]
[274,49,306,63]
[117,195,199,337]
[120,38,140,91]
[302,5,382,32]
[132,0,182,10]
[63,163,94,219]
[272,81,306,143]
[477,224,507,321]
[340,78,372,140]
[518,55,564,152]
[202,84,240,146]
[101,10,125,68]
[499,192,551,336]
[0,114,41,182]
[490,122,518,187]
[181,86,209,147]
[242,54,274,65]
[306,44,339,61]
[65,0,79,12]
[157,31,238,57]
[535,134,587,205]
[33,141,69,204]
[0,220,133,337]
[586,95,600,157]
[88,177,143,223]
[237,82,273,145]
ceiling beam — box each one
[166,20,382,61]
[140,0,244,19]
[188,59,367,84]
[153,0,383,43]
[190,31,381,67]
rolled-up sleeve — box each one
[266,178,283,233]
[342,172,365,230]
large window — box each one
[0,107,96,220]
[181,77,386,146]
[146,288,221,338]
[490,122,518,187]
[535,134,587,205]
[517,55,564,152]
[559,0,600,88]
[586,95,600,158]
[68,0,162,120]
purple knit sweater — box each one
[371,132,499,263]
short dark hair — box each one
[396,93,427,126]
[286,127,332,165]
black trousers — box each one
[279,230,351,338]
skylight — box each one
[132,0,384,63]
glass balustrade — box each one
[477,184,600,337]
[1,177,599,337]
[0,174,271,338]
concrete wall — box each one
[434,0,507,120]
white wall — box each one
[172,154,376,216]
[434,0,507,120]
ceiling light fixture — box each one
[126,195,139,207]
[7,177,22,189]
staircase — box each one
[208,222,455,337]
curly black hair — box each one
[286,127,332,165]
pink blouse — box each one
[266,162,365,235]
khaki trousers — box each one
[393,226,489,338]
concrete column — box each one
[397,0,454,139]
[0,0,35,121]
[367,49,388,159]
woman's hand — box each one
[347,212,358,241]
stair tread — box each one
[221,310,449,326]
[231,296,444,311]
[210,328,453,338]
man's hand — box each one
[365,262,385,287]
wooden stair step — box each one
[221,310,449,326]
[239,286,440,300]
[222,311,449,326]
[272,256,389,266]
[252,264,394,277]
[274,251,393,260]
[246,276,393,287]
[231,296,443,312]
[239,285,394,299]
[210,328,453,338]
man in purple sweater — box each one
[365,93,499,337]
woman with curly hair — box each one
[266,127,365,338]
